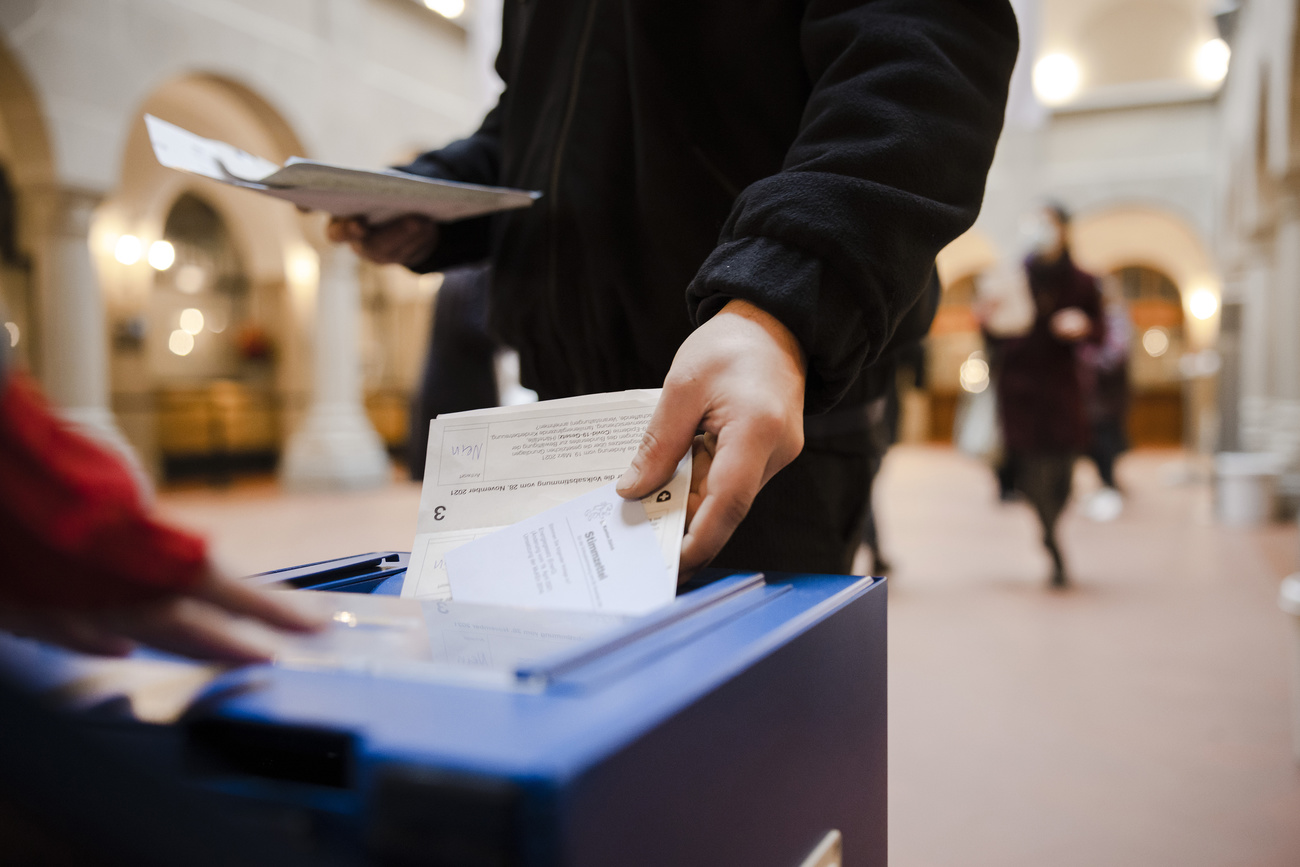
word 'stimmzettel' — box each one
[144,115,540,224]
[405,390,691,614]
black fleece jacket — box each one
[402,0,1019,412]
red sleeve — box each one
[0,374,207,608]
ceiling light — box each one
[179,308,205,335]
[1196,38,1231,85]
[148,240,175,270]
[168,329,195,356]
[1189,289,1219,320]
[1142,327,1170,358]
[424,0,465,19]
[1033,53,1081,106]
[114,234,142,265]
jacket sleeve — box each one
[0,375,207,609]
[686,0,1019,411]
[398,106,504,273]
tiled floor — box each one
[156,446,1300,866]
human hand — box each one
[617,299,806,578]
[1050,307,1090,341]
[326,215,439,267]
[0,563,325,664]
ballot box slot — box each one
[248,552,407,590]
[515,573,783,687]
[186,718,356,791]
[543,583,794,691]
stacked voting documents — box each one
[405,390,691,616]
[145,115,540,223]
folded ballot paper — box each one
[404,390,691,616]
[144,115,540,223]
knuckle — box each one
[716,491,752,529]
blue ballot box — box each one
[10,556,886,867]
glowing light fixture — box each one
[4,322,18,348]
[168,329,195,356]
[1189,288,1219,320]
[1195,38,1231,85]
[959,353,991,394]
[423,0,465,19]
[179,308,205,335]
[1033,53,1081,106]
[148,240,176,271]
[1142,326,1170,358]
[114,234,142,265]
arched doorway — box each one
[98,74,315,481]
[1071,205,1220,450]
[1109,264,1186,445]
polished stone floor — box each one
[157,446,1300,866]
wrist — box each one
[717,299,807,378]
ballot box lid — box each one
[186,570,881,788]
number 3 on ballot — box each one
[433,506,446,521]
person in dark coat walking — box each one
[991,204,1103,588]
[332,1,1020,577]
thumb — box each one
[617,379,703,500]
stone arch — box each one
[1069,203,1219,349]
[98,73,321,475]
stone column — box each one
[37,188,142,476]
[1239,244,1272,452]
[280,246,390,490]
[1269,194,1300,468]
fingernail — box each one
[617,467,638,492]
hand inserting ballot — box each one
[617,299,807,578]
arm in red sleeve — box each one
[0,374,207,609]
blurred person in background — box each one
[1078,276,1132,522]
[986,204,1102,588]
[329,1,1020,577]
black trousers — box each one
[711,428,873,576]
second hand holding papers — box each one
[405,390,691,616]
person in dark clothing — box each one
[990,205,1103,588]
[408,263,500,480]
[333,1,1020,576]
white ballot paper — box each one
[444,483,669,614]
[403,390,691,611]
[144,115,540,223]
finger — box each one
[194,575,326,634]
[0,610,136,657]
[110,599,277,665]
[679,425,772,573]
[685,433,716,528]
[618,375,704,499]
[326,217,366,244]
[364,216,429,264]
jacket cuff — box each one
[687,236,869,413]
[405,216,493,275]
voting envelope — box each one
[2,556,887,867]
